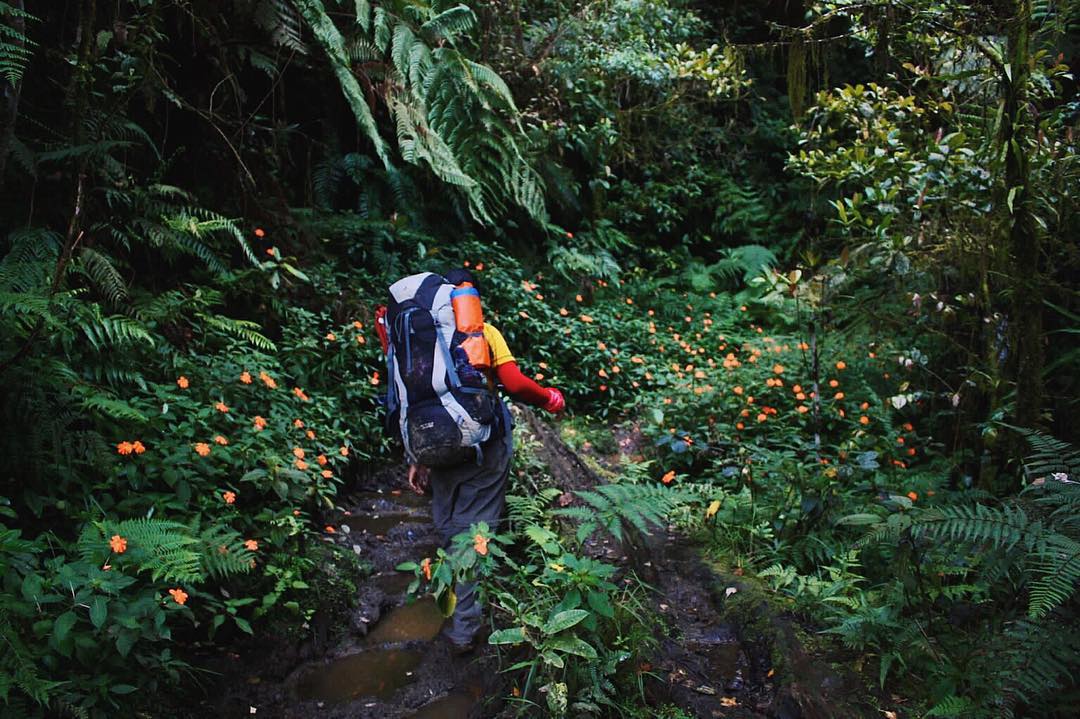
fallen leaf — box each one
[725,587,738,598]
[720,697,738,707]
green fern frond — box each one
[78,519,204,583]
[196,313,277,351]
[77,247,128,305]
[419,5,476,43]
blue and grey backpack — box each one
[384,272,497,467]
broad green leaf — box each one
[89,596,108,629]
[542,609,589,635]
[54,611,77,642]
[548,635,598,659]
[488,627,527,645]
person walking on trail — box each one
[377,268,565,651]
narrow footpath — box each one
[201,411,875,718]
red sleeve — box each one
[495,361,551,407]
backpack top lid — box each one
[387,272,452,317]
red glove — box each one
[543,388,566,413]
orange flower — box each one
[293,418,304,428]
[244,539,259,551]
[599,384,608,391]
[223,491,236,504]
[177,376,189,389]
[325,332,336,341]
[474,262,485,271]
[661,470,676,485]
[168,588,188,605]
[293,387,310,401]
[117,441,135,455]
[834,392,845,400]
[313,454,326,467]
[254,227,266,238]
[598,368,608,378]
[213,435,228,446]
[860,402,869,410]
[253,415,267,431]
[473,534,489,556]
[325,525,336,533]
[356,335,366,345]
[798,342,809,351]
[859,415,870,425]
[421,557,432,581]
[215,401,229,413]
[829,379,839,388]
[836,361,847,370]
[370,372,380,386]
[240,371,252,384]
[756,413,767,423]
[130,440,146,455]
[259,371,277,389]
[735,422,745,430]
[732,386,744,396]
[792,385,802,393]
[897,437,905,445]
[109,535,127,554]
[339,446,349,456]
[306,429,315,440]
[321,469,333,479]
[772,364,784,374]
[559,308,569,316]
[797,405,809,414]
[907,448,916,456]
[575,294,583,302]
[579,314,594,323]
[903,422,914,432]
[353,321,363,330]
[295,459,308,470]
[292,446,305,459]
[795,392,806,401]
[194,443,211,457]
[907,491,918,501]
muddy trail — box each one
[199,410,877,718]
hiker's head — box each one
[444,268,480,293]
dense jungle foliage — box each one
[1,0,1079,717]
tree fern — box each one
[295,0,546,224]
[292,0,391,166]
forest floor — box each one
[187,410,878,719]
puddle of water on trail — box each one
[366,596,445,644]
[295,649,421,703]
[409,693,476,718]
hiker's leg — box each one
[429,404,514,644]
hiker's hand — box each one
[407,463,430,495]
[543,388,565,414]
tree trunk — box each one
[1003,0,1044,433]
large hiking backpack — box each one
[384,272,497,467]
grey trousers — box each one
[429,401,513,644]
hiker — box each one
[377,269,565,651]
